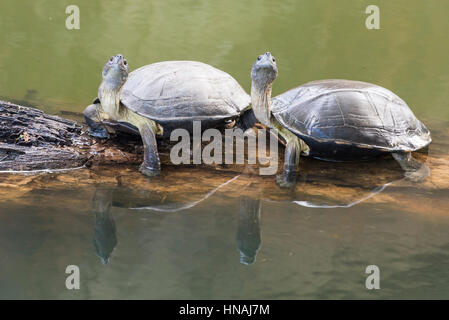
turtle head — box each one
[251,52,278,90]
[250,52,278,126]
[101,54,129,89]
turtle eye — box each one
[123,60,127,65]
[110,57,113,62]
[257,55,262,61]
[272,58,276,62]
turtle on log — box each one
[84,54,252,177]
[250,52,432,187]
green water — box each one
[1,0,449,299]
[1,0,449,121]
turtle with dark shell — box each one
[84,54,251,176]
[250,52,432,187]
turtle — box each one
[250,52,432,187]
[84,54,251,176]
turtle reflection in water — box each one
[92,189,117,264]
[89,160,408,265]
[250,52,432,187]
[90,172,242,264]
[89,176,263,265]
[237,197,262,265]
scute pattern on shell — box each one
[120,61,250,122]
[272,79,431,152]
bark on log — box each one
[0,100,268,172]
[0,100,145,171]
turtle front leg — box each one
[275,138,299,188]
[83,102,110,139]
[392,152,430,182]
[275,126,309,188]
[137,120,161,177]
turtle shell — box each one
[120,61,250,123]
[272,79,431,160]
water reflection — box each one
[292,182,393,209]
[237,197,261,265]
[92,188,117,264]
[90,175,264,266]
[0,134,446,298]
[91,189,264,266]
[86,158,414,266]
[125,175,241,212]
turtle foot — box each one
[139,163,161,177]
[404,164,430,183]
[275,171,296,188]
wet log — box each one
[0,100,274,173]
[0,100,146,171]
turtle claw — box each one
[404,164,430,183]
[275,171,296,188]
[139,163,161,177]
[392,152,430,183]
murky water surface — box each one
[1,0,449,299]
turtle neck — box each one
[251,81,273,127]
